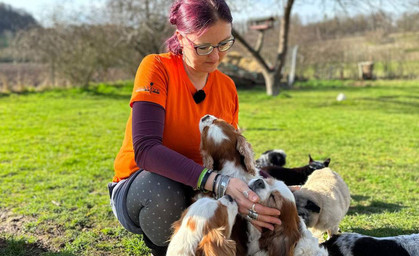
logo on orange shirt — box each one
[136,82,160,94]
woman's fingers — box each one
[240,207,281,225]
[254,203,281,217]
[250,219,274,231]
[243,188,259,202]
[225,177,282,227]
[289,185,301,192]
[238,199,281,217]
[253,212,282,226]
[227,178,259,203]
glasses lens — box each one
[196,45,213,55]
[218,39,235,52]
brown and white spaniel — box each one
[199,114,260,182]
[199,114,261,255]
[248,178,328,256]
[167,195,238,256]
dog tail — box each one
[197,227,236,256]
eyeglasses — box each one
[183,34,235,56]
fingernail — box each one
[251,196,258,201]
[276,210,281,215]
[269,225,274,231]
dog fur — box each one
[255,149,287,168]
[293,167,350,239]
[321,232,419,256]
[198,114,261,255]
[167,195,238,256]
[199,114,260,183]
[263,155,331,186]
[248,178,328,256]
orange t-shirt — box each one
[113,53,239,182]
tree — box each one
[105,0,173,75]
[232,0,294,96]
[11,0,173,87]
[228,0,418,96]
[13,24,128,87]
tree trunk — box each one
[231,0,295,96]
[262,69,281,96]
[232,28,270,72]
[275,0,294,82]
[50,59,56,86]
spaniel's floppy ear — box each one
[236,135,256,175]
[201,149,214,170]
[264,192,301,256]
[200,127,214,169]
[197,227,236,256]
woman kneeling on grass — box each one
[108,0,281,254]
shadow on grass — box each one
[0,238,75,256]
[350,227,419,237]
[351,195,370,201]
[0,82,132,100]
[347,194,406,216]
[287,81,419,94]
[244,127,283,131]
[79,87,131,100]
[358,95,419,109]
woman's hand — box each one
[289,185,302,192]
[225,177,281,232]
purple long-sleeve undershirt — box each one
[132,101,204,188]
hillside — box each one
[0,2,38,35]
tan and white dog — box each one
[199,114,260,182]
[167,195,238,256]
[199,114,262,255]
[248,178,328,256]
[293,167,350,240]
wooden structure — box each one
[248,17,276,54]
[358,61,375,80]
[249,17,275,31]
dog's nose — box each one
[224,195,234,202]
[254,179,265,189]
[201,114,211,122]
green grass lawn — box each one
[0,80,418,255]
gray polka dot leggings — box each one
[110,170,193,254]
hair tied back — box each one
[169,1,182,25]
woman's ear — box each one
[176,30,183,48]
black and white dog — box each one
[321,232,419,256]
[255,149,287,168]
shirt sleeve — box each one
[132,101,204,188]
[130,54,169,109]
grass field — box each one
[0,80,418,255]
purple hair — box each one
[166,0,233,55]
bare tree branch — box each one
[232,28,272,71]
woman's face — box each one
[178,20,233,74]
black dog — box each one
[321,233,419,256]
[262,155,330,186]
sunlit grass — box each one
[0,80,418,255]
